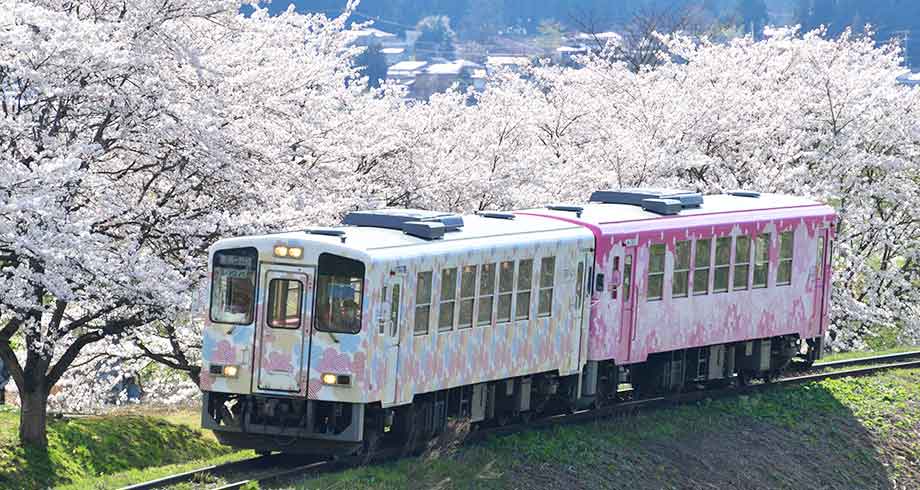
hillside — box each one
[285,368,920,490]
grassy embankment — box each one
[0,406,250,490]
[285,367,920,490]
[3,346,919,489]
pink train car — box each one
[200,189,834,456]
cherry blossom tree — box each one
[0,0,387,446]
[426,26,920,348]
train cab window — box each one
[210,248,258,325]
[753,233,770,288]
[647,244,665,301]
[816,236,826,280]
[693,239,711,295]
[672,241,691,298]
[267,279,303,329]
[414,271,433,335]
[478,263,496,326]
[458,265,477,329]
[439,268,458,332]
[516,259,533,320]
[777,231,794,286]
[497,261,514,323]
[315,253,365,334]
[733,236,751,291]
[713,237,731,293]
[538,257,555,317]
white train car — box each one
[201,209,593,455]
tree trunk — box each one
[19,388,49,447]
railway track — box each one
[120,350,920,490]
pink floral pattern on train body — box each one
[201,196,835,409]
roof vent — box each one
[342,208,463,231]
[306,228,346,237]
[401,221,446,240]
[590,188,703,209]
[728,190,761,198]
[476,211,515,220]
[546,204,585,217]
[641,198,682,215]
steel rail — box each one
[810,350,920,369]
[116,453,286,490]
[208,359,920,490]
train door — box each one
[814,228,830,334]
[255,267,313,392]
[574,249,593,371]
[621,245,639,361]
[382,276,404,405]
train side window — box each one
[713,237,731,293]
[672,241,691,298]
[458,265,477,329]
[733,235,751,291]
[575,261,585,309]
[753,233,770,288]
[438,267,458,332]
[478,263,496,326]
[497,261,514,323]
[693,238,711,295]
[414,271,432,335]
[516,259,533,320]
[389,283,401,337]
[623,255,632,301]
[647,244,665,301]
[777,231,794,286]
[267,279,303,329]
[538,256,555,317]
[816,236,826,280]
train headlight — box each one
[321,373,350,386]
[273,245,303,259]
[222,365,239,377]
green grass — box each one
[821,345,920,363]
[285,368,920,490]
[0,406,241,490]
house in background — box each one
[381,47,407,65]
[898,71,920,87]
[556,45,589,66]
[486,55,531,75]
[412,60,482,99]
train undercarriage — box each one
[203,334,823,457]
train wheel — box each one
[737,370,753,387]
[360,413,383,465]
[399,404,422,457]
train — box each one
[199,188,835,456]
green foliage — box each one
[356,44,389,89]
[415,15,457,60]
[0,410,236,489]
[535,19,563,50]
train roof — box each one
[519,192,835,227]
[212,191,834,261]
[212,212,590,261]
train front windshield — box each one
[314,253,365,334]
[210,247,258,325]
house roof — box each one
[388,60,428,73]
